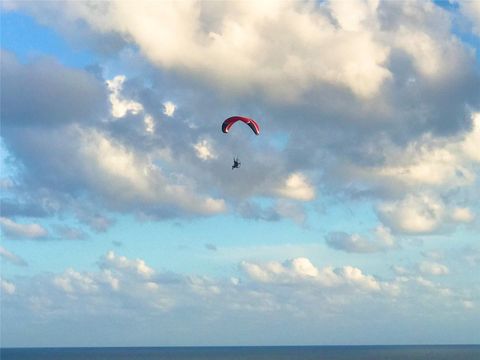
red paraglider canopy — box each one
[222,116,260,135]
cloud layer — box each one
[1,1,479,235]
[2,251,477,346]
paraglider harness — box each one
[232,156,241,170]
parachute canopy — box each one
[222,116,260,135]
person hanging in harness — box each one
[232,156,241,170]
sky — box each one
[0,0,479,348]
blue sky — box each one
[1,0,480,347]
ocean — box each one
[1,345,479,360]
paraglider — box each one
[222,116,260,135]
[222,116,260,169]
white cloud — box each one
[106,75,143,118]
[1,278,15,295]
[339,266,381,291]
[377,193,446,234]
[75,211,114,233]
[0,217,48,240]
[240,257,340,286]
[392,265,410,276]
[416,276,435,289]
[383,0,473,80]
[54,268,98,294]
[451,207,475,223]
[358,114,480,192]
[2,250,477,344]
[188,276,221,296]
[275,172,315,201]
[375,225,396,247]
[241,257,382,291]
[460,0,480,35]
[78,127,226,215]
[79,128,154,199]
[193,139,217,160]
[370,113,479,233]
[418,261,449,276]
[462,300,475,309]
[3,2,478,230]
[102,251,154,279]
[422,250,444,261]
[395,28,443,77]
[0,178,14,189]
[374,143,475,189]
[289,257,320,277]
[0,246,28,266]
[336,114,480,221]
[107,75,159,136]
[273,200,307,224]
[49,252,174,311]
[327,0,375,32]
[326,225,396,253]
[144,114,155,133]
[163,101,176,117]
[54,225,88,241]
[415,276,453,297]
[463,247,480,266]
[102,269,120,291]
[461,112,480,162]
[21,0,394,99]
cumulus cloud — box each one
[240,257,382,291]
[275,172,315,201]
[1,2,479,231]
[54,268,99,294]
[163,101,176,117]
[342,112,480,199]
[75,211,115,233]
[460,0,480,35]
[50,251,174,310]
[7,253,399,316]
[0,51,108,127]
[1,54,230,222]
[461,113,480,162]
[415,276,453,297]
[193,139,218,160]
[391,265,410,276]
[0,246,28,266]
[144,114,155,134]
[20,0,393,100]
[463,246,480,266]
[451,207,475,223]
[106,75,144,118]
[273,200,307,224]
[462,300,475,309]
[4,105,224,220]
[54,225,88,241]
[2,250,477,344]
[377,193,446,234]
[0,217,48,240]
[100,251,154,279]
[370,120,479,234]
[326,225,396,253]
[418,261,450,276]
[106,74,161,136]
[1,278,16,295]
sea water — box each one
[2,345,479,360]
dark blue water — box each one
[2,345,479,360]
